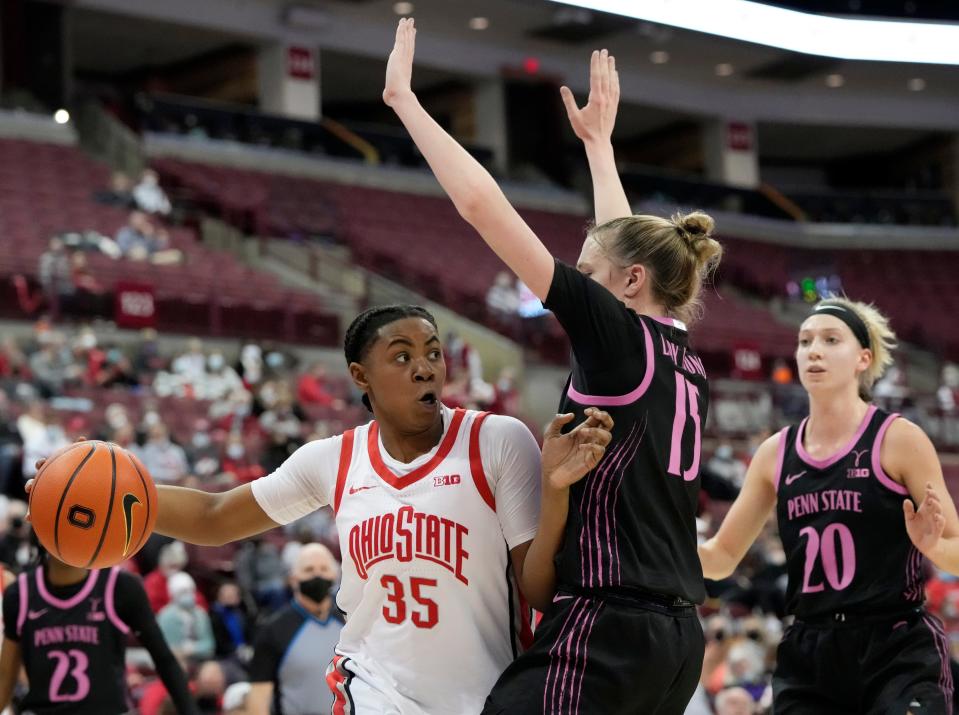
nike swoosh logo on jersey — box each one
[121,493,141,556]
[552,594,573,603]
[784,471,807,486]
[349,484,377,495]
[28,609,48,620]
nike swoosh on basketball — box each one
[28,609,48,620]
[785,471,807,486]
[121,493,141,556]
[349,485,377,495]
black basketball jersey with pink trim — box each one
[9,566,130,715]
[544,259,709,603]
[775,405,924,619]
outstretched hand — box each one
[560,49,619,145]
[384,18,417,108]
[541,408,613,490]
[904,483,945,556]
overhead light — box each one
[715,63,734,77]
[393,1,413,15]
[53,109,70,124]
[907,77,926,91]
[546,0,959,65]
[469,17,490,30]
[650,50,670,64]
[825,73,845,88]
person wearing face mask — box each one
[156,572,215,665]
[245,543,343,715]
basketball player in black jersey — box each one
[0,546,197,715]
[385,21,723,713]
[700,298,959,713]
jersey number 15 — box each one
[668,373,702,482]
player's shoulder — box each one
[474,412,536,445]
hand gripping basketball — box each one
[27,439,158,569]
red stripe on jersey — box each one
[333,430,356,515]
[326,656,348,715]
[518,589,534,650]
[367,409,466,489]
[469,412,495,511]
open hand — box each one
[541,408,613,490]
[384,18,417,108]
[904,483,945,556]
[560,49,619,145]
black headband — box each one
[812,303,870,349]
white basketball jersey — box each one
[330,408,531,715]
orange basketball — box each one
[29,440,158,569]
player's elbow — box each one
[454,180,497,226]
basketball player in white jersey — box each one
[86,305,613,715]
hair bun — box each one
[673,211,715,239]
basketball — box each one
[29,440,158,569]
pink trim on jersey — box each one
[36,567,99,610]
[367,409,466,489]
[772,427,789,493]
[795,404,877,470]
[922,613,954,712]
[332,429,356,515]
[104,567,129,634]
[565,318,654,407]
[16,572,27,637]
[468,412,495,512]
[871,412,909,496]
[544,597,601,715]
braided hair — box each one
[343,305,439,411]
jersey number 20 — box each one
[800,524,856,593]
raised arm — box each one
[384,18,554,301]
[698,432,780,580]
[560,49,632,224]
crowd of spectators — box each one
[0,316,956,713]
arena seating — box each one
[0,139,338,345]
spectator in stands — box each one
[28,332,74,397]
[245,544,343,715]
[20,403,67,480]
[93,170,135,209]
[157,572,216,664]
[714,687,757,715]
[116,211,182,264]
[0,393,22,496]
[137,422,189,484]
[0,337,28,380]
[133,327,166,380]
[296,362,342,408]
[199,352,243,401]
[486,270,520,322]
[172,338,207,386]
[95,346,140,389]
[237,343,264,387]
[37,237,73,319]
[69,250,109,317]
[235,537,288,612]
[258,394,302,441]
[210,580,250,660]
[192,659,227,714]
[144,540,190,612]
[133,168,172,216]
[938,363,959,414]
[705,442,747,489]
[220,433,264,483]
[187,419,220,479]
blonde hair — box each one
[590,211,723,325]
[813,297,897,400]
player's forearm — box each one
[154,484,276,547]
[520,481,570,611]
[583,139,633,224]
[924,535,959,575]
[698,539,738,581]
[390,92,550,291]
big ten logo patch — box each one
[433,474,461,488]
[847,449,870,479]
